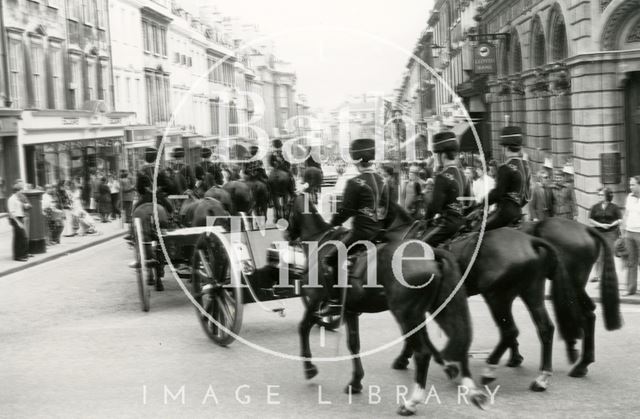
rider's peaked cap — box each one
[500,126,523,146]
[433,131,458,153]
[272,139,283,149]
[144,147,157,163]
[350,138,376,162]
[201,147,212,159]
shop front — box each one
[20,109,134,188]
[0,109,22,212]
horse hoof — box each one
[507,355,523,368]
[569,365,588,378]
[470,391,487,409]
[155,281,164,292]
[345,383,363,394]
[397,406,416,416]
[529,381,547,392]
[392,357,409,370]
[567,349,579,365]
[444,364,459,380]
[481,376,496,386]
[304,365,318,380]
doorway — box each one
[625,72,640,182]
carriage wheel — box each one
[134,218,150,312]
[301,295,341,331]
[191,232,243,346]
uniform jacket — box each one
[488,158,531,207]
[331,168,390,236]
[268,149,291,172]
[427,165,470,220]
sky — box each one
[208,0,434,111]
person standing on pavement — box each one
[551,169,577,220]
[401,165,423,219]
[97,177,112,223]
[120,171,135,224]
[7,179,31,261]
[472,162,496,205]
[108,174,121,220]
[529,170,554,221]
[380,166,399,205]
[622,176,640,296]
[588,187,622,283]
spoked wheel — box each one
[133,218,150,312]
[301,295,341,331]
[191,232,243,346]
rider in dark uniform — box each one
[324,138,390,300]
[421,131,471,247]
[268,139,296,195]
[133,147,174,215]
[244,145,269,184]
[482,126,532,230]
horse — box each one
[392,226,582,392]
[222,180,253,214]
[268,168,294,222]
[520,217,623,378]
[204,185,235,215]
[286,194,486,416]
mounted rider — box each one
[421,131,472,247]
[480,125,532,230]
[268,138,295,195]
[244,145,269,184]
[133,147,175,216]
[323,138,390,299]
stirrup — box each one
[316,300,343,317]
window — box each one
[152,25,159,55]
[87,59,97,100]
[114,75,120,108]
[174,52,180,64]
[67,0,80,20]
[50,44,64,109]
[70,57,83,109]
[210,100,219,135]
[229,102,238,136]
[280,110,288,128]
[279,87,288,108]
[143,21,152,52]
[96,0,105,28]
[8,37,24,109]
[31,40,46,108]
[160,28,167,56]
[145,74,154,124]
[207,57,216,81]
[81,0,90,24]
[99,62,109,106]
[47,0,61,8]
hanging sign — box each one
[473,42,497,75]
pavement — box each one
[0,213,127,278]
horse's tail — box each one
[586,227,622,331]
[531,237,583,342]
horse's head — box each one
[285,193,330,242]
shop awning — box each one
[450,121,479,152]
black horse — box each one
[268,169,294,222]
[393,226,581,392]
[521,217,623,378]
[286,194,486,416]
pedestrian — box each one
[70,181,96,235]
[529,170,554,221]
[108,174,121,220]
[622,176,640,296]
[42,184,64,244]
[588,187,622,283]
[551,169,577,220]
[7,179,31,261]
[380,165,399,205]
[401,165,423,219]
[97,177,112,223]
[0,176,6,213]
[120,171,135,224]
[472,162,496,204]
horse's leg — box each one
[570,290,595,378]
[481,291,518,385]
[396,316,432,416]
[519,279,555,392]
[299,299,319,379]
[344,312,364,394]
[392,339,413,370]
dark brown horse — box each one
[520,217,623,378]
[268,169,294,222]
[393,227,581,392]
[286,195,486,416]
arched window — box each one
[511,30,523,74]
[549,6,568,61]
[531,16,546,67]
